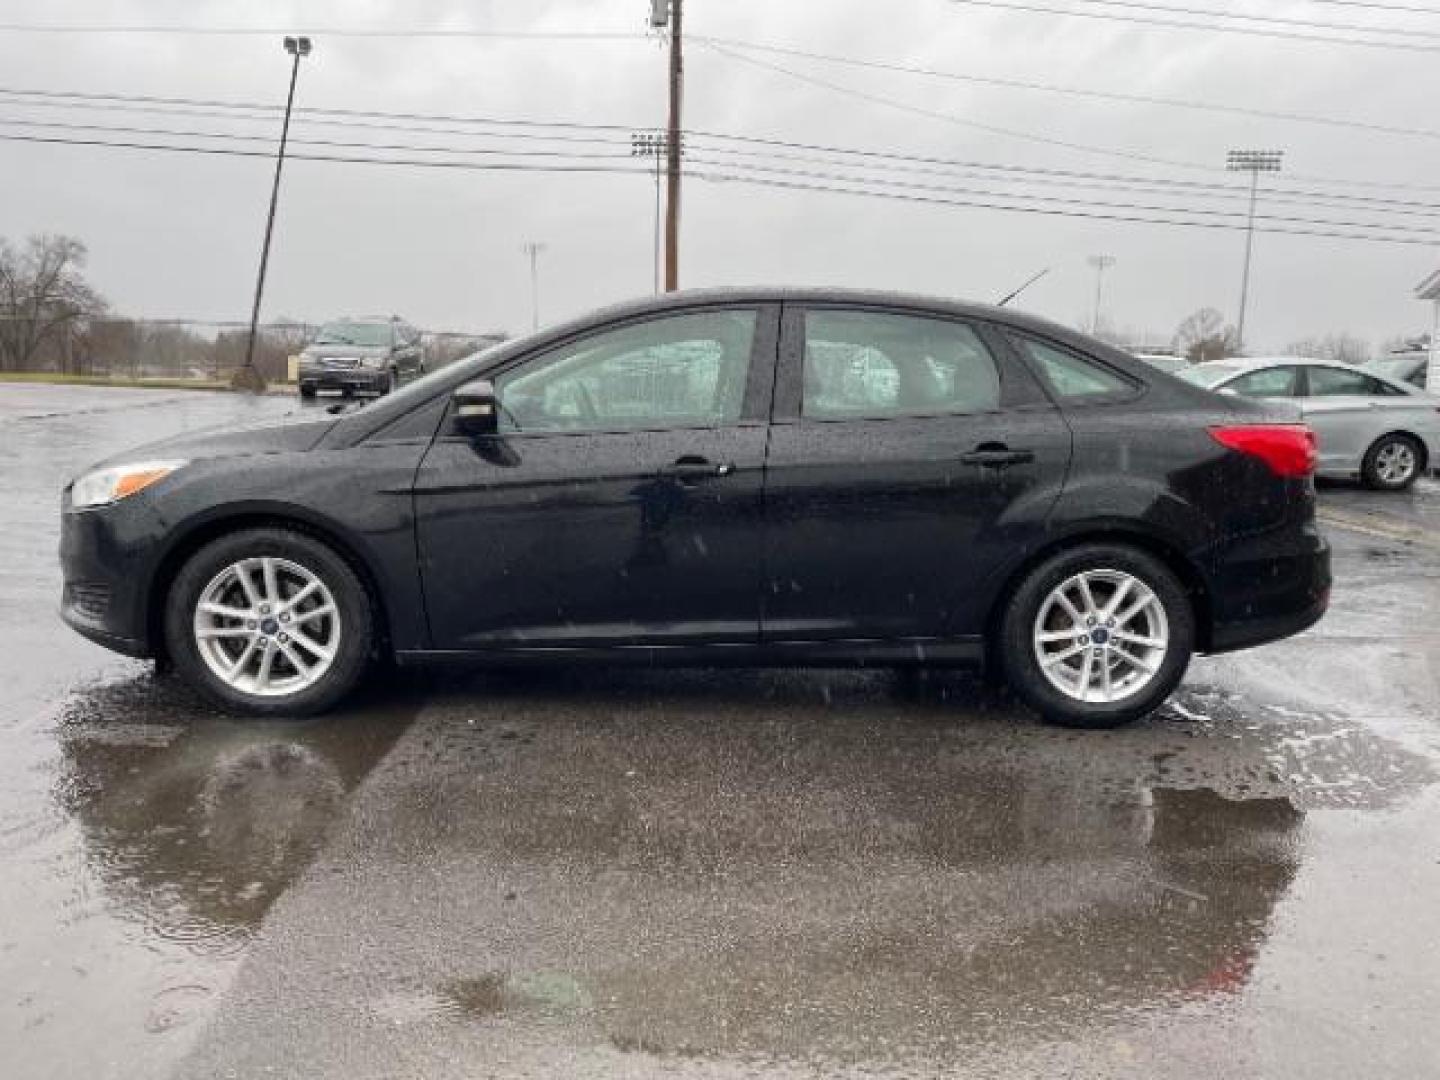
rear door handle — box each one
[660,456,735,481]
[961,447,1035,467]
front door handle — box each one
[961,446,1035,467]
[660,456,735,481]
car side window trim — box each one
[433,303,780,440]
[1005,331,1143,407]
[771,303,1046,424]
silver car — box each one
[1179,357,1440,490]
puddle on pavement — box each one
[312,670,1359,1068]
[50,671,416,952]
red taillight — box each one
[1209,424,1317,478]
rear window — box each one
[1307,366,1405,398]
[1012,336,1134,399]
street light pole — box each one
[236,35,311,393]
[1087,254,1115,336]
[522,241,547,332]
[1226,149,1284,352]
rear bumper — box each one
[1205,522,1331,654]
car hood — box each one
[302,343,388,359]
[88,410,337,470]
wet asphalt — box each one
[3,383,1440,1079]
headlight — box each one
[360,355,387,368]
[70,460,188,509]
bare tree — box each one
[1173,308,1240,364]
[1284,332,1371,365]
[0,234,107,372]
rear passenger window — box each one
[801,310,1001,419]
[1013,337,1134,400]
[1307,366,1399,397]
[1225,367,1299,398]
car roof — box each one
[571,286,1127,356]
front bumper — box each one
[1206,522,1331,653]
[298,363,388,393]
[59,497,162,658]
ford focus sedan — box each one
[1179,356,1440,490]
[60,289,1329,728]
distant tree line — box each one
[1096,304,1429,367]
[0,233,504,381]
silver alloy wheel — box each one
[1375,440,1417,485]
[192,556,341,698]
[1032,569,1170,704]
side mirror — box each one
[453,379,499,435]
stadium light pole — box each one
[522,241,547,332]
[1227,149,1284,352]
[1087,254,1115,336]
[236,35,311,393]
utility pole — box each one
[236,35,311,393]
[522,241,547,332]
[631,131,668,293]
[1087,254,1115,336]
[652,0,684,292]
[1226,149,1284,352]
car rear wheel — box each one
[164,527,373,716]
[1361,433,1423,491]
[999,543,1194,729]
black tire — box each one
[163,527,373,717]
[1361,432,1424,491]
[998,543,1195,729]
[298,383,317,400]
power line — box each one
[0,24,648,40]
[7,125,1439,246]
[697,35,1440,144]
[7,83,1440,204]
[974,0,1440,38]
[15,110,1438,227]
[0,116,636,162]
[686,168,1440,246]
[1307,0,1440,12]
[703,40,1215,172]
[690,155,1440,238]
[948,0,1440,53]
[8,110,1440,222]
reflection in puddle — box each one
[320,675,1323,1068]
[52,674,414,954]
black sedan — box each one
[60,289,1330,728]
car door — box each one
[1299,364,1408,471]
[761,304,1072,643]
[413,305,777,650]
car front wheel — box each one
[999,543,1195,729]
[164,527,373,716]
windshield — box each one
[1177,363,1240,389]
[314,321,392,348]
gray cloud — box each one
[1,0,1436,350]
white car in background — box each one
[1179,357,1440,490]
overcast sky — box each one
[1,0,1437,350]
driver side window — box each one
[494,310,758,433]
